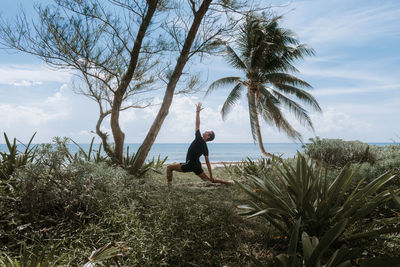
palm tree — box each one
[206,15,321,157]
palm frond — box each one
[205,76,241,97]
[225,45,247,70]
[270,89,314,131]
[266,73,312,88]
[273,83,322,112]
[257,88,302,141]
[221,83,244,120]
[294,44,315,58]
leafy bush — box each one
[237,153,400,241]
[303,137,378,167]
[11,143,133,218]
[357,144,400,186]
[0,137,138,250]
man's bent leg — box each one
[198,172,232,186]
[166,163,182,185]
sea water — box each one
[0,142,394,163]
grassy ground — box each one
[2,166,283,266]
[106,166,280,266]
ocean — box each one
[0,142,305,163]
[1,142,396,163]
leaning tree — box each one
[0,0,271,172]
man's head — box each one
[203,130,215,142]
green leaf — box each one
[390,189,400,208]
[301,232,314,260]
[306,219,348,267]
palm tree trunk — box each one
[249,92,274,158]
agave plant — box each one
[253,218,400,267]
[237,153,400,240]
[122,145,167,177]
[0,132,37,180]
[68,137,107,163]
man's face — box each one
[203,131,212,141]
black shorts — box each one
[180,160,204,175]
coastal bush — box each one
[303,137,378,167]
[0,138,138,250]
[237,153,400,242]
[226,157,274,177]
[357,144,400,186]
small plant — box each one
[0,243,61,267]
[0,132,36,180]
[122,145,167,177]
[83,242,130,267]
[68,137,107,164]
[237,153,400,240]
[227,157,273,177]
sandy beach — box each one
[202,161,242,169]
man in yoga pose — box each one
[166,103,231,186]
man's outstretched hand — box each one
[196,102,204,113]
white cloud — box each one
[0,64,72,85]
[275,0,400,45]
[310,108,372,134]
[0,84,72,141]
[10,80,43,87]
[311,84,400,96]
[0,104,62,126]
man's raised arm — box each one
[195,102,203,131]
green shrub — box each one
[357,144,400,186]
[0,138,137,250]
[303,137,378,167]
[237,153,400,241]
[0,132,36,180]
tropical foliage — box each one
[237,153,400,240]
[206,14,321,156]
[268,218,400,267]
[0,133,36,180]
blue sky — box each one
[0,0,399,144]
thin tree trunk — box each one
[95,111,114,160]
[249,91,274,158]
[110,0,159,163]
[131,0,213,174]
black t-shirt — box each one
[186,130,208,162]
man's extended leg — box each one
[166,163,182,185]
[198,172,232,186]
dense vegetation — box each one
[1,134,400,266]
